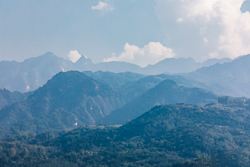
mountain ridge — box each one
[185,54,250,97]
[0,52,232,92]
[101,79,217,125]
[0,71,125,138]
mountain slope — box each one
[0,52,73,92]
[201,57,232,67]
[144,57,200,74]
[83,71,145,91]
[0,89,30,110]
[8,104,248,167]
[143,57,232,75]
[94,61,143,73]
[186,54,250,97]
[102,80,217,125]
[120,74,207,102]
[0,71,125,138]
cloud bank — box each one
[104,42,175,67]
[67,50,81,63]
[91,1,114,11]
[155,0,250,61]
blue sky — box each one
[0,0,250,67]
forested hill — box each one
[0,89,31,109]
[1,104,250,166]
[0,71,125,138]
[102,79,217,125]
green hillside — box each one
[0,71,125,138]
[1,104,250,166]
[102,80,217,125]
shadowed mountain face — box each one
[0,71,125,138]
[186,54,250,97]
[102,80,217,125]
[0,52,231,92]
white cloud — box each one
[67,50,81,63]
[104,42,175,67]
[203,37,209,43]
[26,85,30,91]
[176,18,184,23]
[154,0,250,61]
[91,1,114,11]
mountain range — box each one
[0,71,216,138]
[185,54,250,97]
[102,79,217,125]
[1,52,250,166]
[0,52,231,92]
[82,71,206,103]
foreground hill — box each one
[186,54,250,97]
[0,71,125,138]
[102,80,217,125]
[1,104,250,166]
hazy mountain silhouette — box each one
[0,52,231,92]
[186,54,250,97]
[143,57,231,75]
[0,52,73,92]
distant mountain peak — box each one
[23,52,62,64]
[38,52,57,58]
[75,55,93,64]
[47,71,92,86]
[52,70,89,78]
[43,51,55,56]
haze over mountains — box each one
[1,0,250,165]
[0,52,231,92]
[1,52,250,166]
[0,71,217,139]
[0,53,250,167]
[186,54,250,97]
